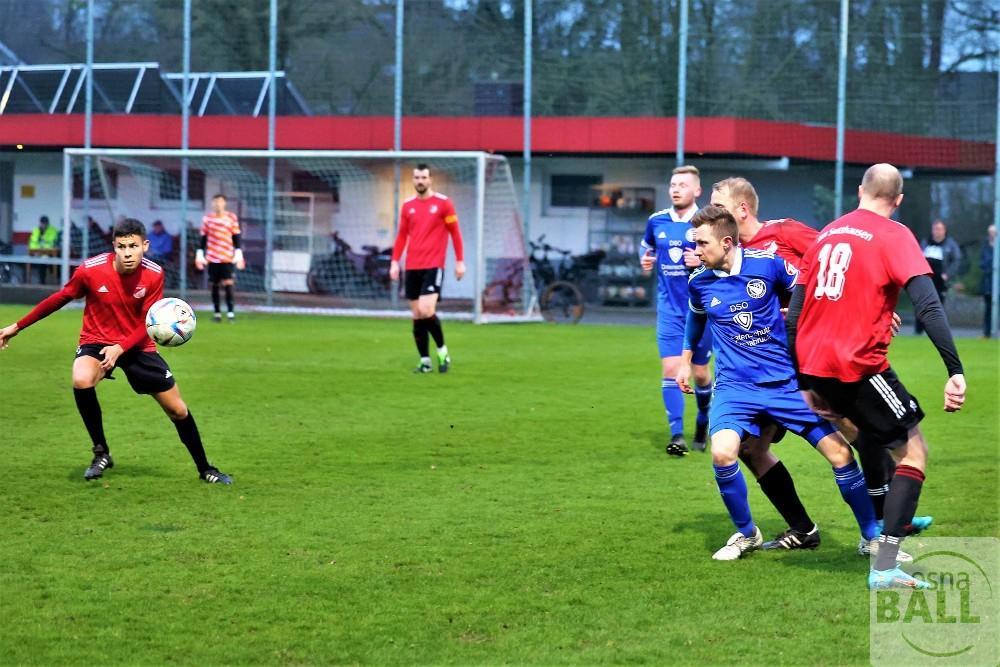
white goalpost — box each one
[62,148,537,324]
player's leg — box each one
[765,384,880,544]
[150,385,231,484]
[404,270,432,372]
[710,428,763,560]
[660,354,688,455]
[746,425,820,551]
[73,347,112,480]
[416,269,449,372]
[221,276,236,322]
[690,330,713,450]
[803,370,929,589]
[208,263,222,322]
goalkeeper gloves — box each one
[233,249,244,266]
[195,249,206,264]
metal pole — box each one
[991,69,999,335]
[474,154,487,324]
[179,0,191,299]
[676,0,688,166]
[61,151,71,283]
[265,0,278,307]
[522,0,533,316]
[391,0,404,309]
[834,0,849,218]
[82,0,93,258]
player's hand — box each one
[195,249,206,271]
[389,261,400,282]
[234,249,246,271]
[801,389,842,421]
[943,373,966,412]
[455,261,466,281]
[640,251,655,273]
[675,362,694,394]
[98,344,124,371]
[890,311,901,337]
[683,249,701,268]
[0,323,19,350]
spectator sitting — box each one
[147,220,174,265]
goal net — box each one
[62,149,534,323]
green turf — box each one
[0,305,997,665]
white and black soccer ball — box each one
[145,298,197,347]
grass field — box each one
[0,305,997,665]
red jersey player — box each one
[0,219,232,484]
[195,193,245,323]
[389,164,465,373]
[787,163,966,589]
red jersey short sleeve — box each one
[76,254,163,352]
[746,218,818,269]
[391,193,462,269]
[795,209,932,381]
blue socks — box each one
[661,378,685,436]
[714,462,755,537]
[833,461,880,540]
[694,382,712,426]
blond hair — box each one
[713,177,759,217]
[672,165,700,178]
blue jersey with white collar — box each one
[687,248,798,384]
[641,207,697,317]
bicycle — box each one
[530,236,586,324]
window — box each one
[550,174,601,208]
[73,167,118,200]
[292,170,340,203]
[158,169,205,201]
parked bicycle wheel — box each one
[540,280,584,324]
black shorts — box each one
[207,262,235,282]
[799,366,924,447]
[76,344,176,395]
[404,267,444,301]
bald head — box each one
[861,163,904,202]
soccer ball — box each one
[145,298,197,347]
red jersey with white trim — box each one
[16,253,163,353]
[200,211,241,263]
[392,192,464,269]
[795,209,931,382]
[744,218,818,269]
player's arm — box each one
[100,273,165,370]
[676,308,706,394]
[195,218,208,270]
[389,208,411,282]
[444,201,465,280]
[0,268,87,349]
[905,274,966,411]
[639,220,655,272]
[230,215,245,269]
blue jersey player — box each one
[676,205,878,561]
[639,165,713,456]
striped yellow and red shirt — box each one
[200,211,241,263]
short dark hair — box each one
[212,193,226,201]
[691,204,738,242]
[113,218,146,240]
[40,215,49,223]
[414,163,431,174]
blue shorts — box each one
[710,378,837,446]
[657,313,712,364]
